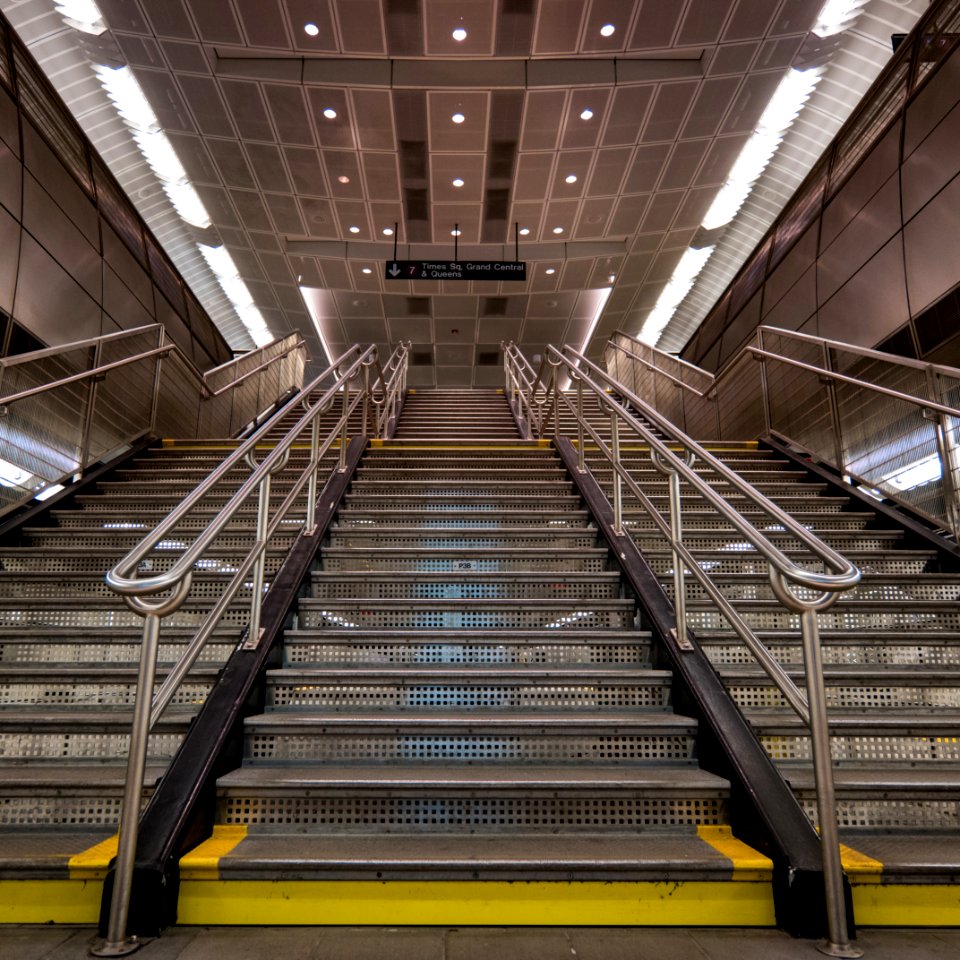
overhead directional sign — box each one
[385,260,526,281]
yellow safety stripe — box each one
[68,834,118,880]
[696,825,773,881]
[179,825,248,880]
[177,878,775,926]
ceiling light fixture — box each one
[303,22,319,36]
[348,225,360,234]
[600,24,615,37]
[580,108,594,120]
[638,245,715,346]
[199,244,273,347]
[545,267,556,275]
[813,0,868,37]
[701,67,822,231]
[552,226,564,234]
[452,177,465,187]
[337,175,350,184]
[55,0,106,35]
[362,267,372,274]
[382,227,394,236]
[452,112,465,124]
[579,285,613,354]
[519,227,530,236]
[565,174,577,184]
[95,64,211,229]
[452,26,467,41]
[451,229,461,236]
[323,107,337,119]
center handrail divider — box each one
[93,341,409,957]
[504,341,863,959]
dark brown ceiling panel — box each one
[496,0,535,56]
[385,0,424,56]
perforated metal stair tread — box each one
[266,666,666,681]
[244,711,696,730]
[836,835,960,877]
[218,765,726,792]
[203,831,754,881]
[780,768,960,792]
[718,665,960,680]
[744,711,960,732]
[0,765,168,788]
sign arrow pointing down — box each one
[388,263,401,277]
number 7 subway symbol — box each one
[407,264,418,276]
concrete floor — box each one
[2,926,958,960]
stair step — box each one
[309,572,621,600]
[296,598,635,630]
[319,547,610,572]
[191,830,753,882]
[282,630,650,666]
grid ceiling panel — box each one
[0,0,928,386]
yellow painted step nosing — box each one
[696,825,773,881]
[68,834,119,880]
[179,825,248,880]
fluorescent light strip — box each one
[199,244,273,348]
[813,0,868,37]
[55,0,106,35]
[702,67,821,231]
[638,246,714,345]
[300,287,334,366]
[95,65,212,231]
[580,286,612,354]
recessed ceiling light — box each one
[552,226,564,234]
[545,267,556,275]
[348,225,360,234]
[452,112,465,124]
[362,267,372,274]
[519,227,530,236]
[565,174,577,184]
[452,177,465,187]
[451,229,462,236]
[580,108,594,120]
[608,274,616,283]
[452,27,467,41]
[323,107,337,119]
[600,23,615,37]
[337,175,350,184]
[304,22,319,36]
[382,227,394,236]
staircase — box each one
[0,395,356,922]
[178,389,771,926]
[571,393,960,925]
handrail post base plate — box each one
[817,939,863,958]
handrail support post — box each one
[305,415,320,531]
[800,607,861,959]
[667,468,689,647]
[576,376,586,473]
[91,613,162,957]
[610,410,623,535]
[246,473,271,645]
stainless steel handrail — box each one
[0,326,308,520]
[504,340,862,958]
[0,345,175,406]
[745,345,960,420]
[605,340,713,398]
[0,323,163,368]
[94,342,403,956]
[606,325,960,540]
[200,338,309,398]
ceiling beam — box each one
[214,54,704,88]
